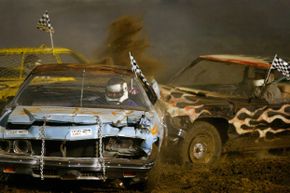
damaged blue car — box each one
[0,63,164,186]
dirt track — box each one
[1,151,290,193]
[153,152,290,193]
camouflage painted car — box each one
[161,54,290,166]
[0,63,164,185]
[0,46,88,101]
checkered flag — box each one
[271,55,290,80]
[36,10,54,33]
[129,52,150,86]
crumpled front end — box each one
[0,106,162,180]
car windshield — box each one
[174,60,245,87]
[15,69,150,111]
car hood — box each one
[6,106,147,125]
[159,84,235,122]
[161,84,236,98]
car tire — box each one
[181,121,222,166]
[124,144,161,191]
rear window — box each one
[0,55,22,78]
[0,51,85,79]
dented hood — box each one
[7,106,146,125]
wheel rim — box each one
[189,134,214,164]
[193,142,206,160]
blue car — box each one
[0,63,164,186]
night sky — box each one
[2,0,290,82]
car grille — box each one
[31,140,97,157]
[2,137,146,159]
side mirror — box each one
[151,79,161,99]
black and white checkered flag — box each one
[271,55,290,80]
[129,52,150,86]
[36,10,54,33]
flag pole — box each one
[37,10,55,52]
[263,54,277,86]
[49,30,54,51]
[259,54,276,98]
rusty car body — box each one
[161,54,290,165]
[0,63,164,185]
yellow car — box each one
[0,46,88,101]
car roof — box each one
[32,63,132,75]
[0,47,89,64]
[0,47,76,54]
[199,54,272,69]
[168,54,274,84]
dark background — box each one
[2,0,290,82]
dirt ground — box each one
[1,151,290,193]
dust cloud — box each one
[99,15,163,77]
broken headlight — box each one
[0,140,11,153]
[13,140,32,154]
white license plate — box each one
[70,128,92,137]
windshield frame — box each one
[12,69,152,111]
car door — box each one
[227,66,290,151]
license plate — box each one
[70,128,92,137]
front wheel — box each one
[181,121,222,166]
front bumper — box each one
[0,154,154,180]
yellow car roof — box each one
[0,47,76,54]
[0,47,89,63]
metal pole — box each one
[49,30,54,50]
[263,54,277,86]
[80,69,85,107]
[259,54,276,98]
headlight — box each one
[13,140,31,154]
[105,138,134,150]
[0,140,11,153]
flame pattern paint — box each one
[160,87,210,122]
[229,104,290,138]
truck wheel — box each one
[181,121,222,166]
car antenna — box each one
[80,68,86,107]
